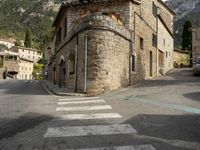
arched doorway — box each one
[59,59,66,87]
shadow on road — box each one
[0,113,53,140]
[124,114,200,143]
[183,92,200,102]
[0,80,49,95]
[134,69,200,88]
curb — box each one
[41,81,87,97]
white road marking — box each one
[54,113,122,120]
[44,124,137,138]
[59,97,100,101]
[56,105,112,112]
[58,100,105,105]
[65,145,156,150]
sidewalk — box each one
[41,80,86,96]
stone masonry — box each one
[49,0,174,95]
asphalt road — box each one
[0,69,199,150]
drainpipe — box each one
[75,35,78,92]
[84,34,88,93]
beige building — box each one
[0,50,34,80]
[191,26,200,62]
[173,49,190,68]
[17,58,34,80]
[47,0,175,95]
[10,46,42,63]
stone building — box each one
[173,49,190,68]
[48,0,175,95]
[10,46,42,63]
[191,26,200,62]
[0,50,34,80]
[0,51,19,78]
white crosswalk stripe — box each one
[59,97,100,101]
[56,105,112,112]
[43,97,154,150]
[64,145,156,150]
[53,113,122,120]
[58,100,105,105]
[44,124,137,138]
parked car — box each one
[193,57,200,75]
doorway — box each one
[59,59,66,87]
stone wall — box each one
[192,26,200,61]
[86,30,130,94]
[174,49,190,68]
[3,60,19,72]
[157,18,174,74]
[0,68,4,79]
[130,12,157,83]
[54,14,131,94]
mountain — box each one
[0,0,199,49]
[165,0,200,48]
[0,0,62,49]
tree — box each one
[14,39,22,47]
[24,29,32,48]
[182,20,192,51]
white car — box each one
[193,57,200,75]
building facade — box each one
[0,51,34,80]
[48,0,175,95]
[192,26,200,62]
[10,46,42,63]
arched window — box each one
[68,53,75,76]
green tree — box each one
[32,63,43,80]
[14,39,22,47]
[24,29,32,48]
[182,20,192,51]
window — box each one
[140,37,144,49]
[152,34,157,47]
[68,53,75,75]
[166,52,168,58]
[163,38,165,46]
[152,1,157,17]
[58,27,62,43]
[132,55,136,72]
[64,17,68,37]
[56,27,62,45]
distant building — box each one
[0,39,15,49]
[173,49,190,68]
[0,50,34,80]
[191,26,200,62]
[0,51,19,79]
[10,46,42,63]
[48,0,175,95]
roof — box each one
[174,49,191,54]
[191,25,200,30]
[11,46,41,52]
[19,57,34,62]
[0,51,19,56]
[53,0,141,27]
[157,0,176,15]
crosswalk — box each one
[43,96,156,150]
